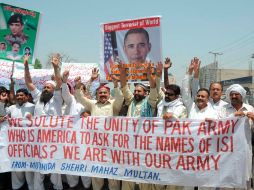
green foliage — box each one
[34,58,42,69]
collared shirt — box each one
[61,83,84,115]
[182,74,219,119]
[219,103,254,119]
[121,85,158,117]
[6,102,35,118]
[219,103,254,179]
[75,87,124,116]
[31,88,63,116]
[209,99,228,112]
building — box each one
[200,62,254,105]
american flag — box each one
[104,32,114,76]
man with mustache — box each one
[5,88,35,190]
[181,58,219,190]
[24,54,63,190]
[190,64,228,111]
[156,57,187,120]
[75,73,124,190]
[219,84,254,190]
[182,57,219,120]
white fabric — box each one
[31,88,62,116]
[81,176,92,188]
[62,83,91,188]
[11,171,34,189]
[61,83,85,116]
[181,75,219,119]
[31,88,63,190]
[157,98,187,118]
[50,173,63,190]
[220,103,254,183]
[225,84,246,101]
[6,102,35,118]
[66,175,79,188]
[45,80,56,88]
[209,99,228,112]
[34,172,45,190]
[6,102,35,190]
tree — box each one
[34,58,42,69]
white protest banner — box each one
[0,59,13,87]
[100,16,162,83]
[0,116,249,188]
[13,68,53,90]
[61,62,99,85]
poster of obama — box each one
[0,3,40,64]
[100,16,162,83]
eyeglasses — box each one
[165,93,175,97]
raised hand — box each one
[91,68,99,81]
[62,70,70,83]
[111,74,119,87]
[51,53,61,68]
[74,76,82,89]
[156,61,163,78]
[23,54,30,66]
[193,57,201,74]
[188,59,195,75]
[164,57,172,69]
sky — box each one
[1,0,254,84]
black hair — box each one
[12,41,21,47]
[124,28,150,45]
[16,88,29,96]
[25,47,31,51]
[198,88,210,97]
[165,84,181,96]
[0,86,8,93]
[8,14,24,25]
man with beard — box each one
[118,62,158,190]
[5,88,35,190]
[118,62,157,117]
[219,84,254,190]
[157,84,187,119]
[24,54,63,190]
[155,57,187,120]
[75,74,124,190]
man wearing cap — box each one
[117,62,158,190]
[5,88,35,190]
[75,74,124,190]
[219,84,254,190]
[5,14,29,45]
[24,54,63,190]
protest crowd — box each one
[0,5,252,190]
[0,53,253,190]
